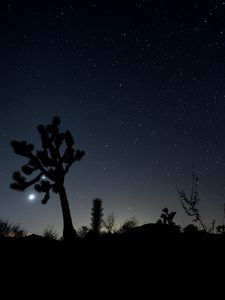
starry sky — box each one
[1,0,225,235]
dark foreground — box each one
[0,231,224,296]
[1,229,225,263]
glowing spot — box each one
[28,194,36,201]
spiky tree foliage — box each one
[177,168,207,232]
[160,207,176,225]
[90,198,103,234]
[10,117,85,240]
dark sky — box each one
[1,0,225,235]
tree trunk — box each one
[58,185,76,240]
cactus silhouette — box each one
[90,198,103,234]
[160,207,176,225]
[10,117,85,240]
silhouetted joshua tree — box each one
[160,207,176,225]
[90,198,103,235]
[177,167,207,232]
[10,117,85,240]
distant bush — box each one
[77,226,90,238]
[0,218,26,238]
[103,213,116,234]
[119,217,139,233]
[216,225,225,234]
[42,225,58,240]
[183,224,199,234]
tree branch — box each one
[64,150,85,174]
[11,172,43,191]
[30,153,55,181]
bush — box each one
[0,218,26,238]
[42,225,58,240]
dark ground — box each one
[1,228,224,294]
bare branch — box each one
[177,168,207,232]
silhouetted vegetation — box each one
[0,218,26,237]
[42,225,58,240]
[216,225,225,234]
[0,122,224,258]
[90,198,103,235]
[103,213,116,234]
[158,207,176,225]
[10,117,85,240]
[209,219,216,233]
[119,216,139,233]
[216,203,225,234]
[77,226,90,238]
[177,167,207,232]
[183,224,199,234]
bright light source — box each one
[28,193,36,201]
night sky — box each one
[1,0,225,235]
